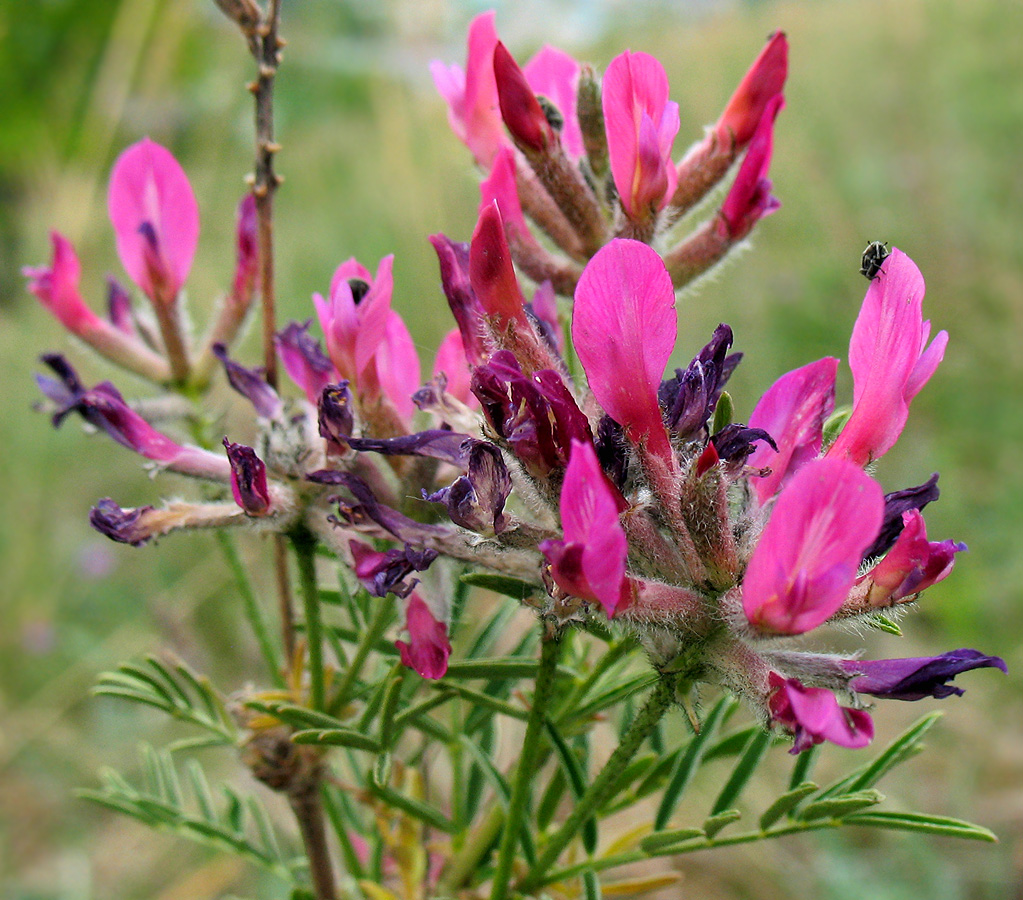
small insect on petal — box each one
[860,240,889,280]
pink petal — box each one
[827,249,947,466]
[396,593,451,680]
[373,310,420,424]
[719,95,782,239]
[429,11,506,169]
[24,232,102,335]
[716,32,788,148]
[523,45,583,158]
[469,202,529,328]
[769,673,873,752]
[494,41,553,151]
[480,146,533,245]
[747,357,838,504]
[744,458,884,635]
[433,327,474,405]
[572,239,675,460]
[108,138,199,299]
[864,510,965,604]
[602,51,679,218]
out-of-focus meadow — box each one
[1,0,1021,897]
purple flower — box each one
[427,441,512,535]
[846,650,1007,701]
[212,343,282,419]
[223,440,271,516]
[349,539,438,599]
[396,593,451,680]
[769,672,874,754]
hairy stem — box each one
[290,778,338,900]
[292,528,327,711]
[517,673,678,894]
[490,619,564,900]
[275,534,296,664]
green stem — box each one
[292,529,326,711]
[517,674,677,894]
[490,620,564,900]
[216,531,285,687]
[327,598,393,717]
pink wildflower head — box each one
[743,457,884,636]
[396,592,451,680]
[747,357,838,504]
[863,510,966,605]
[23,232,102,335]
[827,248,948,466]
[108,138,199,302]
[769,672,874,754]
[715,31,788,149]
[602,50,680,221]
[719,95,783,240]
[539,440,630,618]
[572,239,676,464]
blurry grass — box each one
[1,0,1022,897]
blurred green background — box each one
[1,0,1021,897]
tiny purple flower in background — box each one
[769,672,874,754]
[602,51,680,222]
[827,249,948,466]
[743,458,884,635]
[107,138,199,303]
[396,593,451,680]
[223,440,271,516]
[845,650,1007,701]
[277,321,334,405]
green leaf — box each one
[640,827,704,853]
[844,811,997,842]
[545,719,598,854]
[703,808,742,839]
[291,728,381,752]
[432,681,529,720]
[370,785,456,833]
[371,752,392,790]
[867,614,903,636]
[564,673,659,725]
[711,390,734,434]
[798,790,884,821]
[444,658,548,680]
[582,869,602,900]
[702,725,761,763]
[845,712,942,793]
[459,572,538,601]
[246,701,350,733]
[759,782,819,831]
[654,696,734,830]
[710,729,772,816]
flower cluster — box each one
[26,13,1004,754]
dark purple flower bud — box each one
[846,649,1007,701]
[710,424,776,466]
[308,470,450,542]
[862,473,941,561]
[212,343,282,419]
[90,498,155,546]
[223,439,271,515]
[349,539,438,598]
[106,276,136,336]
[660,324,741,440]
[318,382,354,449]
[594,415,631,493]
[346,430,474,467]
[426,441,512,534]
[429,234,486,366]
[471,350,591,477]
[276,320,334,405]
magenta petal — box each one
[747,357,838,504]
[396,593,451,680]
[480,147,532,245]
[828,249,947,466]
[108,138,199,299]
[433,328,474,406]
[716,31,788,148]
[744,458,884,635]
[719,95,782,239]
[523,45,583,158]
[573,239,675,459]
[470,202,529,328]
[373,310,420,424]
[24,232,102,335]
[769,673,873,753]
[865,510,966,603]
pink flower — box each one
[769,672,874,754]
[430,12,506,169]
[572,239,676,465]
[719,95,782,240]
[469,202,530,330]
[493,41,555,152]
[827,249,948,466]
[24,232,103,335]
[715,32,788,149]
[522,46,583,158]
[433,328,475,406]
[480,147,534,247]
[396,593,451,680]
[108,138,199,302]
[747,357,838,504]
[862,510,966,606]
[539,440,630,618]
[602,51,680,221]
[223,440,271,516]
[743,458,884,635]
[374,311,420,424]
